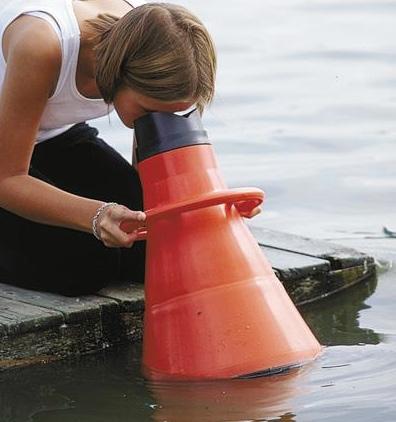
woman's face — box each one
[113,87,195,128]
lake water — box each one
[1,0,396,420]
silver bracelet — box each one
[92,202,118,240]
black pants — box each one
[0,123,146,296]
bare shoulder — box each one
[3,15,61,70]
[0,17,63,174]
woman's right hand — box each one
[95,204,146,248]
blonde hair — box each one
[88,3,217,114]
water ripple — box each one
[287,50,396,63]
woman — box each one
[0,0,259,296]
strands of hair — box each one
[87,3,217,114]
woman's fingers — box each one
[119,212,147,234]
[97,204,146,247]
[239,205,262,219]
[100,223,138,248]
[109,205,146,225]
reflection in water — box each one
[302,275,381,346]
[0,347,307,422]
[148,369,304,422]
[0,347,152,422]
[0,269,392,422]
[0,266,385,422]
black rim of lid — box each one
[134,108,211,162]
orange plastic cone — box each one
[122,110,322,380]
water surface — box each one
[1,261,395,421]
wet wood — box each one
[261,246,331,281]
[0,284,118,324]
[0,284,144,369]
[0,296,63,336]
[250,226,374,269]
[0,227,376,371]
[254,228,376,305]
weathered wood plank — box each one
[322,264,374,299]
[261,245,331,305]
[98,283,145,340]
[261,245,331,281]
[0,296,63,337]
[250,226,374,270]
[98,283,145,311]
[0,303,142,367]
[257,231,375,305]
[0,320,109,367]
[0,282,145,366]
[0,283,118,324]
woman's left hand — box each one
[238,205,262,219]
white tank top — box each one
[0,0,146,142]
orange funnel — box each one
[123,109,322,380]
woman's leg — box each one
[0,123,145,296]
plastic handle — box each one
[147,188,264,220]
[120,188,264,240]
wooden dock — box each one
[0,227,376,371]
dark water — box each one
[1,0,396,420]
[1,260,395,421]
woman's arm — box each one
[0,17,144,247]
